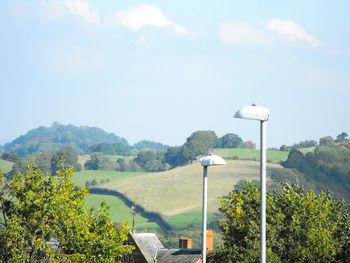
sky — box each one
[1,0,349,147]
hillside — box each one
[4,122,128,156]
[0,159,14,173]
[92,160,292,230]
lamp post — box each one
[200,154,226,263]
[234,103,270,263]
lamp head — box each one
[200,154,226,167]
[234,103,270,121]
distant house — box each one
[121,231,214,263]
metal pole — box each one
[202,166,208,263]
[260,120,267,263]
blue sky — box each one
[1,0,349,147]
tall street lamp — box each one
[200,154,226,263]
[234,103,270,263]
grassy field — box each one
[97,160,281,229]
[85,194,160,231]
[212,148,289,162]
[72,170,144,187]
[0,159,14,173]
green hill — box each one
[4,122,128,156]
[93,160,290,230]
[0,159,14,173]
[213,148,289,162]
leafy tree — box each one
[181,131,218,163]
[217,133,243,148]
[164,146,185,167]
[336,132,349,142]
[84,153,115,171]
[291,140,317,149]
[133,140,169,152]
[89,142,131,156]
[241,141,256,149]
[51,147,81,175]
[134,150,167,172]
[0,152,18,162]
[0,166,133,262]
[210,182,350,262]
[115,158,142,172]
[319,136,335,146]
[282,145,350,203]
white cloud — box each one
[219,22,274,47]
[63,0,100,24]
[267,18,321,48]
[107,5,188,35]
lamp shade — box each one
[200,154,226,167]
[234,104,270,121]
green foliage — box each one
[84,153,115,171]
[0,159,14,174]
[336,132,349,142]
[164,146,185,168]
[181,130,218,163]
[134,150,167,172]
[216,133,243,148]
[89,142,131,156]
[0,152,18,162]
[212,182,350,262]
[319,135,335,146]
[0,166,133,262]
[4,122,128,156]
[133,140,169,152]
[51,147,81,175]
[282,145,350,204]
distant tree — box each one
[51,147,81,175]
[89,142,131,156]
[0,166,133,262]
[217,133,243,148]
[181,131,218,163]
[84,154,115,171]
[241,141,256,149]
[134,151,166,172]
[291,140,318,149]
[319,136,335,146]
[164,146,185,167]
[336,132,349,142]
[0,152,18,162]
[116,158,142,172]
[210,182,350,262]
[133,140,169,152]
[279,145,290,151]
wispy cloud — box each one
[63,0,100,24]
[219,22,274,47]
[220,19,321,49]
[106,5,188,36]
[266,19,321,48]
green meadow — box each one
[85,194,160,231]
[212,148,289,162]
[72,170,144,187]
[96,160,282,229]
[0,159,14,173]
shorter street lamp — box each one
[234,103,270,263]
[200,154,226,263]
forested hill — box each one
[3,122,128,156]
